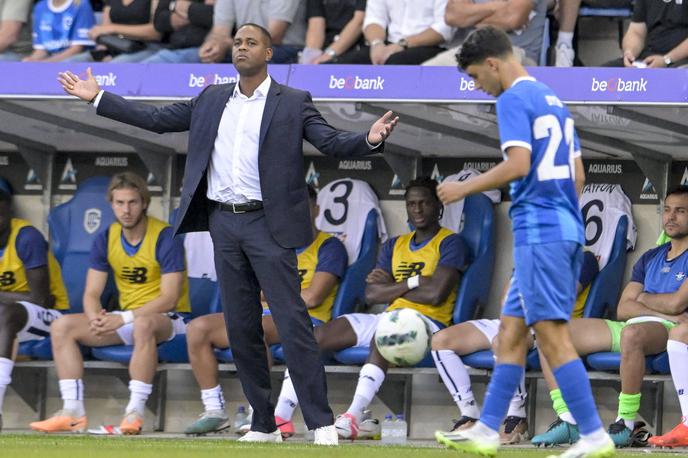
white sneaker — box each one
[555,43,575,67]
[334,413,359,439]
[358,410,381,439]
[238,407,253,435]
[547,434,615,458]
[435,422,500,457]
[237,429,283,443]
[314,425,338,445]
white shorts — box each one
[17,301,63,343]
[343,311,442,347]
[111,312,187,346]
[469,318,537,348]
[470,319,501,344]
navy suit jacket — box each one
[97,80,382,248]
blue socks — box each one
[554,359,602,435]
[480,363,524,431]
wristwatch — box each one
[324,47,337,57]
[663,55,673,66]
[370,38,384,47]
[397,38,409,49]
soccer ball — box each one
[374,309,432,366]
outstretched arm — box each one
[58,67,194,133]
[302,94,398,156]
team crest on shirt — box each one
[676,272,686,281]
[83,208,102,234]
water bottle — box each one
[394,414,408,445]
[233,405,248,430]
[380,414,395,444]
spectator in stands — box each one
[422,0,548,66]
[275,177,468,440]
[0,0,33,61]
[69,0,164,63]
[299,0,366,64]
[24,0,96,62]
[530,186,688,448]
[30,173,190,436]
[335,0,454,64]
[0,180,70,432]
[197,0,306,63]
[141,0,214,63]
[604,0,688,67]
[431,251,598,444]
[183,185,347,437]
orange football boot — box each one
[30,410,87,433]
[119,410,144,435]
[649,420,688,448]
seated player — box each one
[30,172,190,435]
[183,185,347,436]
[0,182,69,431]
[531,185,688,448]
[432,250,599,444]
[275,177,469,439]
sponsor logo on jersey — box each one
[83,208,102,234]
[328,75,384,90]
[122,266,148,284]
[396,261,425,279]
[188,73,237,88]
[0,271,15,286]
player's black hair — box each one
[456,26,513,70]
[307,183,318,201]
[666,185,688,199]
[237,23,273,47]
[405,176,440,202]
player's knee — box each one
[0,303,26,333]
[431,328,452,351]
[619,324,647,350]
[669,323,688,343]
[186,317,214,346]
[132,315,156,339]
[50,315,74,341]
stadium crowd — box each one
[0,0,686,67]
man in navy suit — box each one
[58,23,398,445]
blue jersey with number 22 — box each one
[497,77,584,247]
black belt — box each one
[214,200,263,213]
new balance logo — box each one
[298,269,307,283]
[396,262,425,279]
[0,271,15,286]
[122,267,148,284]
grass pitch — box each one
[0,434,682,458]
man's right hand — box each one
[57,67,101,102]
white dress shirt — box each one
[206,75,272,204]
[363,0,454,44]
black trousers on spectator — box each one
[334,45,444,65]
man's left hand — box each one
[437,181,469,205]
[367,110,399,145]
[367,268,393,284]
[92,313,124,336]
[643,55,666,68]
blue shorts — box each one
[502,241,583,326]
[262,308,324,327]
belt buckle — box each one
[231,203,246,214]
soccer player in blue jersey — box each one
[434,27,614,458]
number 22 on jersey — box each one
[533,115,576,182]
